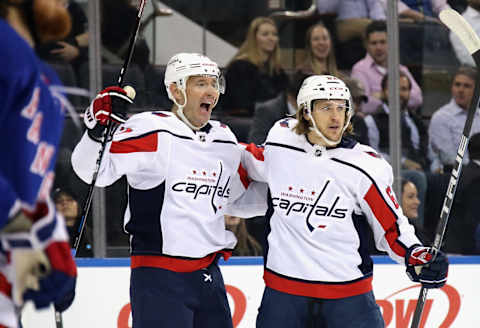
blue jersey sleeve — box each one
[0,20,64,227]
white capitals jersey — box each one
[241,118,421,299]
[72,111,258,271]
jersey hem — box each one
[264,268,373,299]
[130,250,232,272]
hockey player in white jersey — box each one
[241,75,449,328]
[71,53,262,328]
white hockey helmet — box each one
[164,53,225,130]
[296,75,353,146]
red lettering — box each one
[117,303,131,328]
[377,300,393,325]
[386,186,399,209]
[27,112,43,144]
[116,285,247,328]
[38,171,54,200]
[226,285,247,327]
[30,142,55,175]
[20,87,40,119]
[378,284,461,327]
[395,299,432,328]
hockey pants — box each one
[130,259,233,328]
[256,287,384,328]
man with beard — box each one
[240,75,448,328]
[0,0,77,326]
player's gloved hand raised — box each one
[84,86,135,141]
[405,246,449,289]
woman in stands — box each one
[221,17,288,117]
[297,22,342,78]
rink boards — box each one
[22,256,480,327]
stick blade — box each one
[440,9,480,55]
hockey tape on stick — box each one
[411,9,480,328]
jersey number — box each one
[386,186,399,209]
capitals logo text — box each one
[171,162,230,213]
[272,180,348,232]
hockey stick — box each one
[410,9,480,328]
[54,1,147,328]
[73,0,147,255]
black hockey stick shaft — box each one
[410,9,480,328]
[73,0,147,256]
[55,2,147,327]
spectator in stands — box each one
[343,76,370,145]
[364,72,428,225]
[365,72,429,169]
[36,0,88,73]
[445,133,480,254]
[222,17,288,117]
[249,72,310,145]
[225,216,262,256]
[429,66,480,173]
[401,179,430,244]
[53,187,93,257]
[297,22,341,77]
[450,0,480,66]
[401,180,420,221]
[351,20,423,114]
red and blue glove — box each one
[23,241,77,312]
[84,86,135,141]
[405,246,449,289]
[1,200,77,311]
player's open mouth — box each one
[200,103,211,112]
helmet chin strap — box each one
[173,88,206,131]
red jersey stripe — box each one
[131,250,231,272]
[110,133,158,153]
[363,184,406,257]
[45,241,77,277]
[238,164,250,189]
[245,143,264,161]
[0,273,11,298]
[264,270,372,299]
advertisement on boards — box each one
[21,257,480,327]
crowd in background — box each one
[47,0,480,257]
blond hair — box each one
[230,17,283,75]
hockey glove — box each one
[84,86,135,141]
[23,241,77,312]
[1,201,77,309]
[405,246,448,289]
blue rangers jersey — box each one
[241,118,421,299]
[0,19,65,226]
[72,111,264,271]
